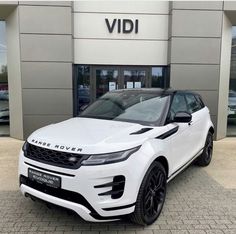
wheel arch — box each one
[209,126,214,135]
[154,156,169,178]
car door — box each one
[185,93,205,155]
[166,93,194,175]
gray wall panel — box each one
[191,90,218,116]
[20,34,72,62]
[224,1,236,11]
[170,64,219,90]
[21,62,72,89]
[19,6,71,34]
[172,10,222,37]
[171,37,221,64]
[22,89,73,115]
[23,115,71,139]
[172,1,223,10]
[20,1,71,6]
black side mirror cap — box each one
[174,111,192,123]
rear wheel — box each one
[195,132,213,167]
[129,161,167,225]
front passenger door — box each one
[167,94,194,175]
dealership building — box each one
[0,1,236,140]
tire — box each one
[129,161,167,225]
[195,132,213,167]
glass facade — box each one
[227,27,236,136]
[74,65,168,115]
[0,21,9,136]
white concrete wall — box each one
[217,13,232,139]
[73,0,169,65]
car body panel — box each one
[18,88,214,222]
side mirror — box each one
[173,111,192,123]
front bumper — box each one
[18,149,147,222]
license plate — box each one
[28,168,61,188]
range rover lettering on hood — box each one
[31,139,82,152]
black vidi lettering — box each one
[123,19,133,33]
[105,18,116,33]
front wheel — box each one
[195,132,213,167]
[129,161,167,225]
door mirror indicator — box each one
[173,112,192,123]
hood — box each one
[28,117,167,154]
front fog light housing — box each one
[81,146,140,166]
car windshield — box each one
[79,90,170,125]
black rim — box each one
[205,134,213,162]
[143,167,166,220]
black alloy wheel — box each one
[196,131,213,166]
[130,161,167,225]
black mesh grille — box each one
[24,143,85,169]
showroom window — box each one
[227,27,236,136]
[0,21,9,136]
[74,65,168,115]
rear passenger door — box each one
[185,93,205,155]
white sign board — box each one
[134,82,141,88]
[109,82,116,91]
[126,82,134,89]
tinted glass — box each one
[151,67,167,88]
[80,91,170,125]
[185,94,202,113]
[76,65,91,113]
[169,94,188,120]
[96,69,118,98]
[124,69,146,89]
[227,27,236,136]
[0,21,9,136]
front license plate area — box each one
[28,168,61,188]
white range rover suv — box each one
[19,89,214,225]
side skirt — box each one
[167,148,204,183]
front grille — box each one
[24,143,85,169]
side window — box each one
[185,94,202,113]
[169,94,188,120]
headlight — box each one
[22,141,28,154]
[81,146,140,166]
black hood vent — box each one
[130,128,153,135]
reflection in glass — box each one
[77,65,90,114]
[96,69,118,98]
[124,70,146,89]
[227,27,236,136]
[80,90,170,125]
[152,67,166,88]
[0,21,9,136]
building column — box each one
[169,1,232,140]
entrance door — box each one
[121,67,149,89]
[93,66,150,99]
[93,66,120,99]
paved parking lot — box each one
[0,137,236,234]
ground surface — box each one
[0,137,236,234]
